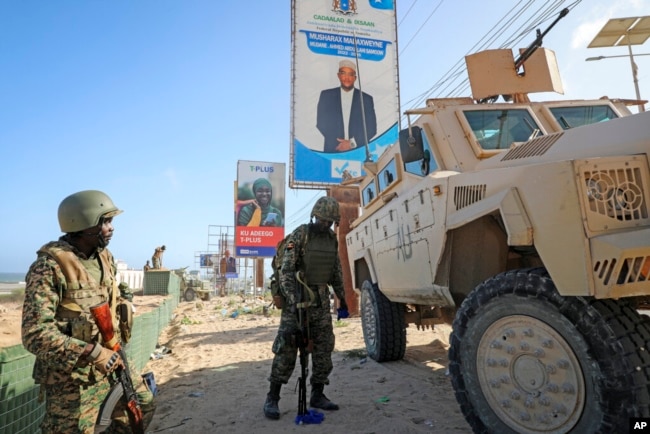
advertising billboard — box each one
[290,0,399,187]
[200,252,238,279]
[236,160,286,257]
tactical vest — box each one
[38,241,118,341]
[300,231,337,285]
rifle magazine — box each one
[97,382,124,427]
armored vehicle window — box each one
[404,129,438,177]
[378,159,397,192]
[549,105,618,130]
[464,109,542,150]
[362,181,377,206]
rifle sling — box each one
[295,272,316,308]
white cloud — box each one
[572,19,607,49]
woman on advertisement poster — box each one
[237,178,284,227]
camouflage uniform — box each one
[22,236,131,433]
[151,246,165,269]
[264,196,349,420]
[269,223,345,385]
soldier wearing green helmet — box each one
[21,190,148,433]
[264,196,349,420]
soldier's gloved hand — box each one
[88,344,123,375]
[337,298,349,320]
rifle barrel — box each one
[514,7,569,70]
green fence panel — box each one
[143,271,181,298]
[0,346,43,434]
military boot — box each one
[310,383,339,410]
[263,382,282,420]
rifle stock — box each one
[90,302,145,434]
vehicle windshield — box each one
[549,105,618,130]
[464,109,542,150]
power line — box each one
[398,0,445,55]
[285,190,320,229]
[397,0,583,118]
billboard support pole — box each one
[352,31,373,163]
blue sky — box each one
[1,0,648,274]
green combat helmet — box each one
[58,190,123,233]
[311,196,340,223]
[118,282,134,302]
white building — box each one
[116,260,145,290]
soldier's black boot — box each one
[264,382,282,420]
[310,383,339,410]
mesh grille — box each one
[453,184,486,210]
[582,166,648,223]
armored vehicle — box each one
[174,268,212,302]
[344,22,650,434]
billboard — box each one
[200,252,238,279]
[235,161,286,257]
[290,0,399,187]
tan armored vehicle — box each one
[344,17,650,434]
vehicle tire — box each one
[360,280,406,362]
[184,288,196,302]
[449,267,650,433]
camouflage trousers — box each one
[268,305,335,385]
[40,374,130,434]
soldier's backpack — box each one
[269,228,308,307]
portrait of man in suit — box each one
[316,59,377,153]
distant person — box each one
[316,59,377,153]
[21,190,133,432]
[237,178,283,227]
[144,260,152,271]
[152,245,166,269]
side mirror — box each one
[399,126,424,163]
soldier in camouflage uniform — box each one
[21,190,131,433]
[264,196,349,420]
[151,245,165,269]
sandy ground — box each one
[1,289,472,434]
[142,299,472,434]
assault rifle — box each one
[293,273,323,424]
[296,318,310,420]
[90,301,145,434]
[295,278,312,422]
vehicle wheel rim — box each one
[476,315,585,433]
[362,290,377,347]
